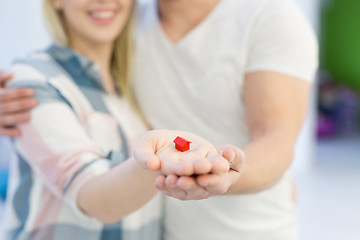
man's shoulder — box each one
[224,0,301,16]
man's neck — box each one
[157,0,220,43]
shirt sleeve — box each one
[8,78,112,218]
[246,0,319,82]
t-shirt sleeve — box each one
[246,0,319,82]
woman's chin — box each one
[88,35,119,46]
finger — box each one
[177,176,209,200]
[0,112,31,126]
[0,71,13,86]
[157,186,187,200]
[207,151,230,174]
[197,171,240,195]
[161,157,194,176]
[0,127,21,138]
[155,178,173,197]
[215,144,227,156]
[155,175,169,193]
[193,160,212,175]
[133,134,162,171]
[197,174,224,193]
[176,176,197,190]
[0,88,34,101]
[221,147,235,164]
[0,98,37,114]
[227,170,241,185]
[192,158,212,175]
[164,175,188,200]
[222,147,246,173]
[163,150,209,175]
[155,175,166,187]
[164,174,179,187]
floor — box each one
[295,137,360,240]
[0,137,359,239]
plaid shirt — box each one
[4,45,162,240]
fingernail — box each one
[229,151,236,164]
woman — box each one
[3,0,238,239]
[0,0,317,239]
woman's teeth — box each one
[90,11,115,19]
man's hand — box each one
[154,144,245,200]
[0,71,36,137]
[133,129,230,176]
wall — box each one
[0,0,50,171]
[292,0,320,171]
[0,0,320,171]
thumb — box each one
[221,145,246,173]
[133,137,161,171]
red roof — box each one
[173,136,191,146]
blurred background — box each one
[0,0,359,239]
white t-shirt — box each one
[134,0,318,239]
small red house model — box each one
[173,136,191,152]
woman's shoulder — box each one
[9,48,64,87]
[7,48,75,107]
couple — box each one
[0,0,318,239]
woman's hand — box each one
[134,131,246,200]
[133,129,231,176]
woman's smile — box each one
[88,9,118,25]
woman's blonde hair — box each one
[43,0,148,125]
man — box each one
[0,0,317,239]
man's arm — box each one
[0,71,36,137]
[224,71,310,194]
[152,71,310,199]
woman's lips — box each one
[88,10,117,25]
